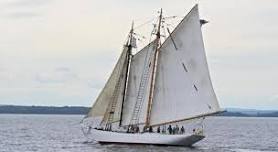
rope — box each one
[134,17,156,29]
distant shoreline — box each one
[0,105,278,117]
[0,105,89,115]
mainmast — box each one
[145,9,163,128]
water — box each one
[0,115,277,152]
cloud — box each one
[5,11,41,18]
[0,0,51,19]
[35,67,78,84]
[7,0,48,6]
[55,67,71,72]
[5,0,50,7]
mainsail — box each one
[149,5,221,126]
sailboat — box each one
[81,4,222,146]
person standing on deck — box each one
[149,126,153,133]
[168,125,173,134]
[181,126,185,134]
[157,126,161,133]
[175,125,179,134]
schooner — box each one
[81,4,222,146]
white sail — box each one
[120,42,156,126]
[86,46,129,126]
[101,48,130,125]
[149,5,221,126]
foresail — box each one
[86,46,129,126]
[150,5,221,126]
[120,41,156,126]
[101,48,130,125]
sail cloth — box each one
[86,46,129,126]
[149,5,221,126]
[101,47,130,125]
[121,41,156,126]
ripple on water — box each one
[0,115,277,152]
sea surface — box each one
[0,115,277,152]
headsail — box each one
[86,45,130,127]
[149,5,221,126]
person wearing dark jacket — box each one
[167,125,173,134]
[180,126,185,134]
[157,126,161,133]
[149,126,153,133]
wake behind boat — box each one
[81,4,222,146]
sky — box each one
[0,0,277,110]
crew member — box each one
[180,126,185,134]
[168,125,173,134]
[157,126,161,133]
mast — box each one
[145,9,163,128]
[119,22,134,126]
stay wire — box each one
[134,17,156,30]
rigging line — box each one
[148,16,160,43]
[165,23,177,29]
[163,15,177,19]
[167,27,178,50]
[148,20,157,44]
[162,24,167,42]
[134,17,156,29]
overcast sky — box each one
[0,0,277,109]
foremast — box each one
[119,22,134,126]
[100,23,135,129]
[145,9,163,128]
